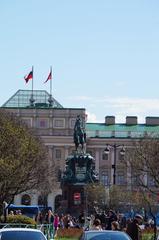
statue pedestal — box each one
[62,183,85,215]
[61,153,98,216]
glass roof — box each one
[1,89,63,108]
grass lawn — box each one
[142,233,154,240]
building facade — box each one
[2,90,159,211]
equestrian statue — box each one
[73,115,86,153]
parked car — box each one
[80,230,132,240]
[0,228,47,240]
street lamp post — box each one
[104,144,125,185]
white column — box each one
[48,190,62,212]
[48,193,55,212]
[95,149,100,172]
[48,145,55,168]
[110,150,114,185]
[64,146,69,160]
[31,194,38,205]
[126,161,132,190]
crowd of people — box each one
[8,205,154,240]
[34,209,144,240]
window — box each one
[131,132,143,138]
[86,131,95,137]
[22,118,32,127]
[70,119,76,128]
[55,194,62,210]
[147,176,155,187]
[37,118,48,128]
[95,130,99,137]
[118,151,125,161]
[99,131,112,137]
[115,132,128,138]
[38,195,48,206]
[117,171,125,185]
[131,175,140,186]
[102,153,108,161]
[21,194,31,205]
[55,149,62,159]
[53,118,65,128]
[101,172,109,186]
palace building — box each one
[2,89,159,210]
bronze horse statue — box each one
[73,115,86,152]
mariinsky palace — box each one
[2,89,159,211]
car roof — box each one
[85,230,122,233]
[0,228,42,233]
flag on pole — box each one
[44,69,52,83]
[24,70,33,83]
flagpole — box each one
[30,65,35,107]
[32,66,34,94]
[50,66,52,96]
[48,66,53,107]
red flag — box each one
[24,71,33,83]
[44,70,52,83]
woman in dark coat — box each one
[126,214,143,240]
[106,210,117,230]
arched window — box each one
[38,195,48,206]
[21,194,31,205]
[54,194,62,210]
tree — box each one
[85,183,135,214]
[108,185,134,211]
[85,183,106,213]
[0,109,53,210]
[123,136,159,240]
[124,136,159,195]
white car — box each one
[0,228,47,240]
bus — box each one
[7,204,52,220]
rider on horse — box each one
[74,115,86,152]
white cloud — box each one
[65,95,159,123]
[102,97,159,123]
[104,97,159,113]
[86,111,97,123]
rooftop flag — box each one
[24,70,33,83]
[44,68,52,83]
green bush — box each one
[1,214,36,225]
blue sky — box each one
[1,0,159,123]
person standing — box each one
[111,221,120,231]
[106,210,117,230]
[91,218,102,231]
[53,214,59,233]
[48,210,54,224]
[78,212,85,228]
[100,211,107,229]
[126,214,143,240]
